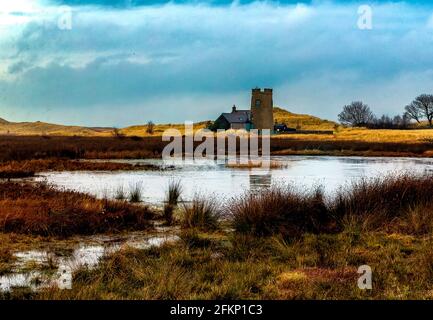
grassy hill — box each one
[273,107,336,130]
[0,120,113,136]
[0,107,335,136]
[120,121,210,136]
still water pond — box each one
[36,156,433,205]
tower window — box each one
[255,99,261,107]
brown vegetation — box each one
[270,137,433,157]
[228,174,433,238]
[0,182,153,237]
[228,187,332,238]
[0,135,166,162]
[2,135,433,165]
[0,159,161,179]
[181,195,220,231]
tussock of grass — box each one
[181,195,220,231]
[166,179,182,206]
[114,185,126,200]
[128,182,143,203]
[162,180,183,225]
[228,186,331,238]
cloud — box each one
[1,1,433,126]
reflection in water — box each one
[249,173,272,192]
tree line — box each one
[338,94,433,129]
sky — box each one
[1,0,433,126]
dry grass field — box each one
[278,127,433,143]
[2,108,433,151]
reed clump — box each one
[128,182,143,203]
[166,179,182,206]
[181,195,220,231]
[163,180,183,225]
[114,185,126,200]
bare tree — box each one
[338,101,374,127]
[146,121,155,134]
[367,113,410,129]
[404,103,422,124]
[404,94,433,126]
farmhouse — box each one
[213,106,252,130]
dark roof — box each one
[220,110,251,124]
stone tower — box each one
[251,88,274,131]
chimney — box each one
[232,105,236,113]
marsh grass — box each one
[331,174,433,219]
[228,186,331,238]
[229,174,433,238]
[181,195,220,231]
[163,204,175,226]
[0,247,15,275]
[128,182,143,203]
[166,179,182,206]
[162,180,183,225]
[391,204,433,235]
[30,229,433,300]
[2,134,433,164]
[114,185,126,201]
[0,182,153,236]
